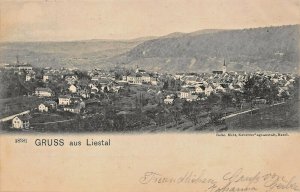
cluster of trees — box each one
[243,75,279,103]
[0,70,32,98]
[162,78,182,91]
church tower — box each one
[222,59,227,73]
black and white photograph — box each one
[0,1,299,134]
[1,1,300,192]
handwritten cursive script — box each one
[139,170,216,186]
[139,168,300,192]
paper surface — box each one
[1,134,300,191]
[0,0,299,192]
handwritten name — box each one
[139,170,216,186]
[139,168,300,192]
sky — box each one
[0,0,299,42]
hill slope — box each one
[112,25,300,73]
[0,25,299,73]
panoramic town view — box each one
[0,53,299,133]
[1,0,299,134]
[0,21,300,133]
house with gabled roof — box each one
[35,87,53,97]
[38,101,57,112]
[164,95,175,104]
[195,86,205,94]
[204,85,214,96]
[126,73,143,85]
[179,87,196,99]
[58,95,72,105]
[12,114,31,129]
[69,84,77,93]
[179,88,191,99]
[63,101,85,114]
[25,71,35,81]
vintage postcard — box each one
[0,0,299,191]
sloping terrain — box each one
[0,25,299,73]
[112,25,300,73]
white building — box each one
[195,86,205,94]
[164,95,174,104]
[180,89,192,99]
[63,102,85,114]
[205,86,214,96]
[35,88,53,97]
[69,85,77,93]
[126,74,143,85]
[58,95,72,106]
[25,72,35,82]
[12,114,31,129]
[25,74,32,81]
[38,103,48,112]
[38,101,57,112]
[13,64,33,72]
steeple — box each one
[222,59,227,73]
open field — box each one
[0,96,45,118]
[224,100,299,131]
